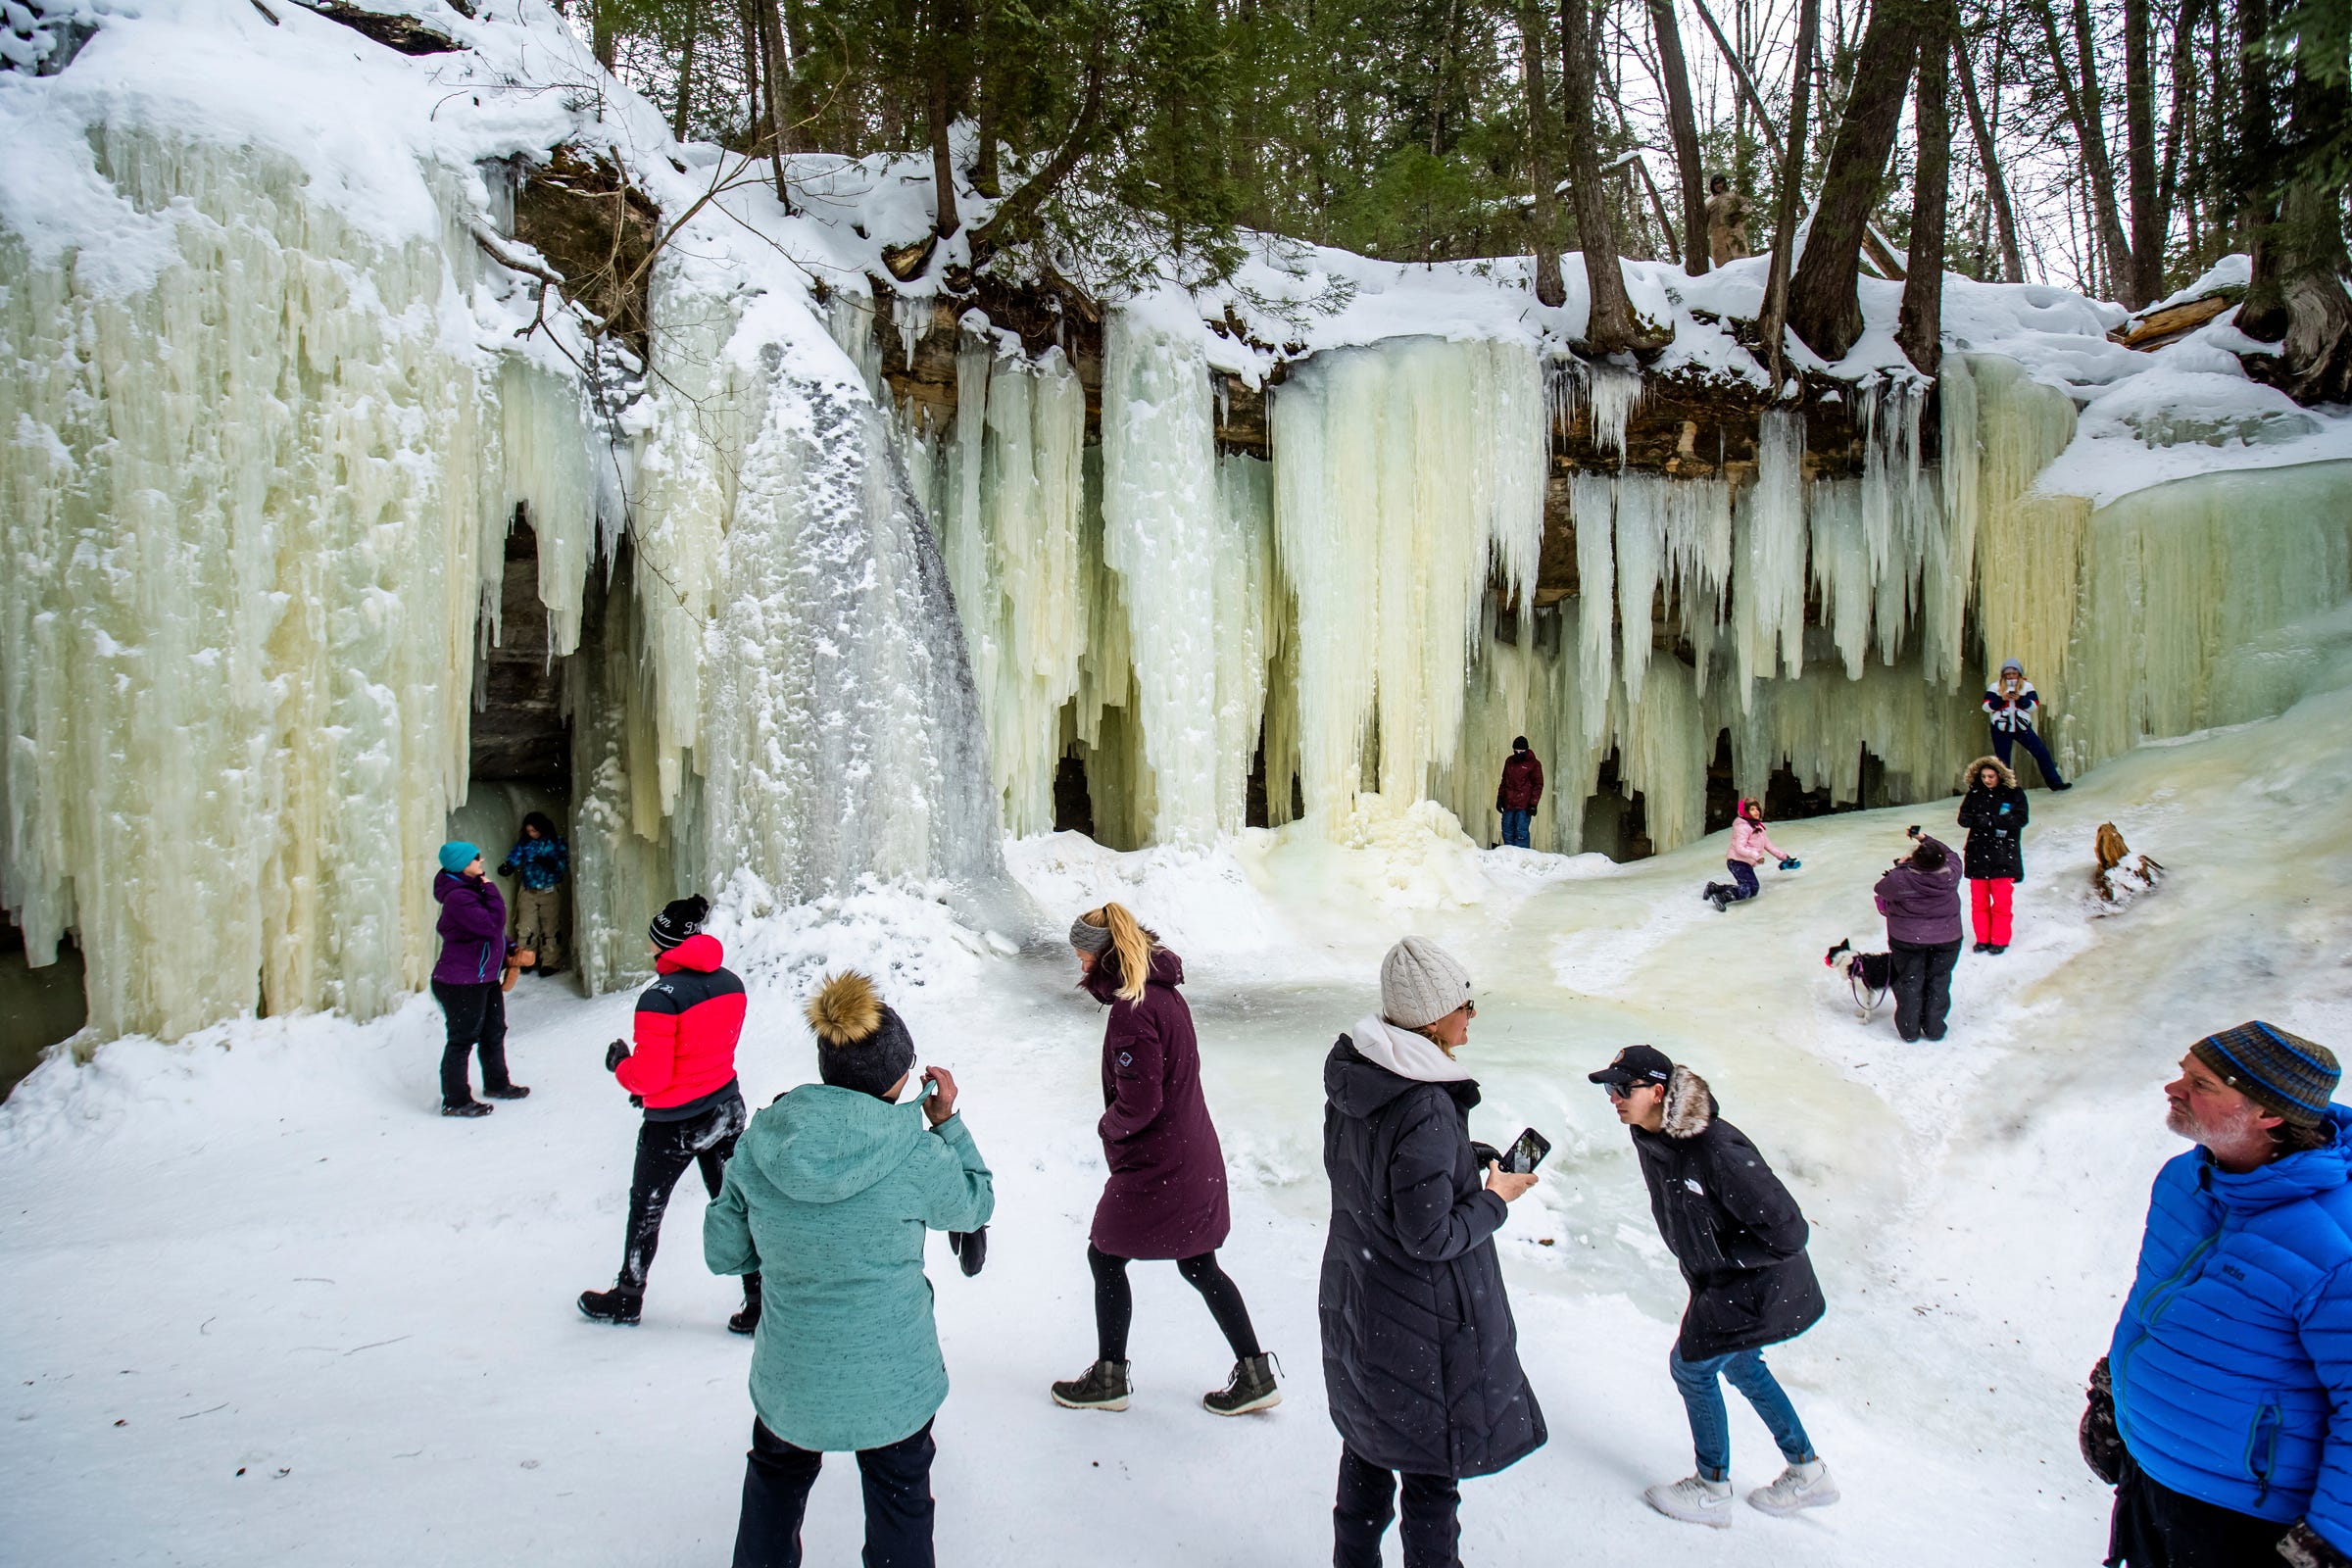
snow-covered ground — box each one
[10,663,2351,1566]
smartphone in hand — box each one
[1501,1127,1552,1175]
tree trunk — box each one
[671,0,699,142]
[2123,0,2163,305]
[1756,0,1819,389]
[2035,0,2136,304]
[1646,0,1709,274]
[1689,0,1786,162]
[1898,14,1952,374]
[925,7,959,239]
[2240,0,2352,402]
[1517,0,1567,306]
[592,0,614,70]
[2235,0,2276,243]
[970,0,1001,196]
[737,0,763,150]
[2156,0,2205,252]
[1786,1,1920,362]
[759,0,792,206]
[1954,44,2022,280]
[1558,0,1666,352]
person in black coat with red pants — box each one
[1957,756,2030,955]
[1592,1045,1834,1528]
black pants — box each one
[733,1416,936,1568]
[2107,1456,2290,1566]
[1333,1446,1461,1568]
[618,1091,748,1291]
[1087,1243,1261,1364]
[429,980,512,1106]
[1888,939,1961,1042]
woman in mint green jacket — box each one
[706,971,994,1568]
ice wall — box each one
[1269,335,1547,816]
[0,131,524,1039]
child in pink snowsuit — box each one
[1706,799,1794,909]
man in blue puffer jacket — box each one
[2089,1021,2352,1568]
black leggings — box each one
[1087,1243,1260,1364]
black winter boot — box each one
[1051,1359,1132,1411]
[1202,1353,1282,1416]
[578,1286,644,1325]
[728,1273,762,1336]
[482,1083,531,1100]
[441,1100,492,1117]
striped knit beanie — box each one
[2191,1022,2339,1129]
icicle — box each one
[1733,409,1807,702]
[1099,310,1224,843]
[1614,475,1665,705]
[1964,353,2087,723]
[1571,474,1616,743]
[498,358,601,656]
[1269,335,1548,819]
[1921,354,1979,690]
[1212,453,1278,833]
[1807,478,1872,679]
[1563,359,1644,461]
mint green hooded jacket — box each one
[705,1084,994,1452]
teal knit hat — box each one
[2191,1022,2340,1129]
[438,841,480,874]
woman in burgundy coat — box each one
[1051,902,1281,1419]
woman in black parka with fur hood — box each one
[1320,937,1544,1568]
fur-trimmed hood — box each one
[1661,1064,1715,1139]
[1966,755,2018,789]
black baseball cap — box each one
[1588,1044,1674,1091]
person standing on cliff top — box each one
[1705,176,1753,269]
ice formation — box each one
[1270,335,1547,814]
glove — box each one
[948,1226,989,1278]
[2080,1357,2124,1486]
[1470,1141,1503,1171]
[1778,858,1800,870]
[605,1040,630,1073]
[497,858,518,878]
[2281,1522,2352,1568]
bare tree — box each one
[1954,41,2023,280]
[1559,0,1670,351]
[1519,0,1569,305]
[2122,0,2162,304]
[1787,0,1920,361]
[2034,0,2136,303]
[1756,0,1820,388]
[2240,0,2352,402]
[1898,7,1954,372]
[1646,0,1711,273]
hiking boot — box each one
[1051,1359,1131,1411]
[441,1100,493,1117]
[1643,1473,1736,1529]
[482,1083,531,1100]
[578,1287,643,1325]
[728,1274,762,1336]
[1707,887,1732,911]
[1748,1459,1839,1516]
[1972,941,1988,954]
[1202,1353,1281,1416]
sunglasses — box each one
[1465,1000,1476,1018]
[1603,1080,1656,1102]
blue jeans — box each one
[1991,725,2065,787]
[1725,860,1759,901]
[1499,808,1532,849]
[1670,1345,1816,1482]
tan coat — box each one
[1705,190,1753,268]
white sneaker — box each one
[1643,1473,1737,1528]
[1748,1459,1839,1515]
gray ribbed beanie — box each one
[1381,937,1473,1030]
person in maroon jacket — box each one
[1874,828,1965,1044]
[1050,903,1280,1419]
[579,896,759,1331]
[1494,737,1544,850]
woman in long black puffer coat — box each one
[1320,936,1544,1568]
[1956,755,2030,956]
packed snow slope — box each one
[7,645,2350,1565]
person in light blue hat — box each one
[429,840,529,1116]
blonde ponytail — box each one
[1081,902,1157,1004]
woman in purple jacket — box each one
[1051,902,1279,1419]
[430,841,530,1117]
[1873,828,1965,1045]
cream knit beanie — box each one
[1380,936,1473,1030]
